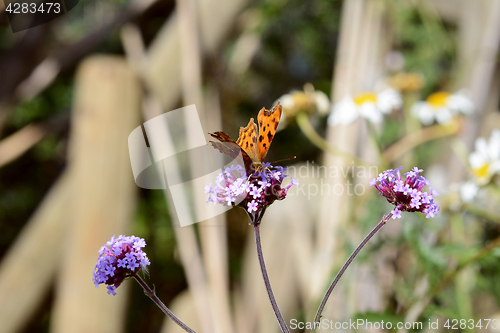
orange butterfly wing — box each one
[257,102,282,162]
[209,102,282,172]
[235,118,260,162]
[209,131,254,172]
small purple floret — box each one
[205,163,298,221]
[370,166,440,219]
[92,235,151,295]
[247,200,259,213]
[391,207,402,219]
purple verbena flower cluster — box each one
[205,163,298,222]
[369,166,440,219]
[93,235,151,295]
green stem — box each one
[310,213,392,333]
[133,274,197,333]
[296,112,372,168]
[462,202,500,224]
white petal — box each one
[489,160,500,174]
[313,91,331,115]
[280,94,294,109]
[490,128,500,144]
[411,101,422,116]
[435,108,453,124]
[328,96,359,126]
[460,181,479,202]
[469,151,487,169]
[377,88,402,114]
[474,137,490,160]
[488,129,500,161]
[412,102,434,125]
[359,102,383,123]
[448,91,474,115]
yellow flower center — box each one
[354,92,377,106]
[292,92,313,107]
[426,92,450,108]
[472,163,491,184]
[284,92,315,116]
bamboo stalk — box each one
[196,91,234,333]
[311,0,364,305]
[0,173,70,333]
[177,1,234,329]
[121,25,218,333]
[0,113,69,168]
[143,0,252,114]
[312,0,387,320]
[50,56,141,333]
[0,123,46,167]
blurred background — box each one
[1,0,500,332]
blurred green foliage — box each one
[391,2,458,95]
[0,78,71,258]
[8,80,72,128]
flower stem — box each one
[132,273,197,333]
[253,222,290,333]
[296,112,372,168]
[310,213,392,333]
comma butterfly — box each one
[209,102,283,173]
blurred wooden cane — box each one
[50,56,141,333]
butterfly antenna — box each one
[269,156,297,164]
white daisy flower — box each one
[459,129,500,202]
[411,90,474,126]
[276,84,331,130]
[280,90,330,116]
[328,88,402,126]
[468,129,500,185]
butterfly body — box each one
[209,102,283,173]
